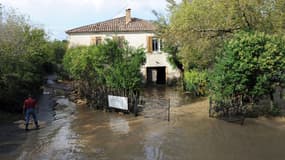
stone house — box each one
[66,9,180,84]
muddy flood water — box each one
[1,86,285,160]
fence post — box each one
[134,93,138,116]
[168,98,170,122]
[209,97,212,117]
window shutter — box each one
[90,37,96,45]
[119,36,125,41]
[113,36,125,42]
[147,36,153,53]
[95,37,102,45]
[160,39,163,51]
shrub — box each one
[63,39,146,111]
[210,31,285,117]
[0,7,66,112]
[184,70,208,96]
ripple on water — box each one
[0,143,19,154]
[109,116,130,135]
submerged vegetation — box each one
[184,70,208,96]
[156,0,285,117]
[2,0,285,119]
[63,39,145,112]
[210,31,285,117]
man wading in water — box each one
[23,94,39,131]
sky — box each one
[0,0,179,40]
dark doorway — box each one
[146,67,166,84]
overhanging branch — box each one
[191,27,241,33]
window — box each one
[152,38,159,52]
[112,36,125,47]
[90,36,102,45]
[113,36,125,43]
[96,37,102,45]
[147,36,161,53]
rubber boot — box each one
[35,121,40,129]
[25,124,29,131]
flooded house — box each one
[65,9,181,85]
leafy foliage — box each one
[44,40,68,73]
[184,70,208,96]
[156,0,285,70]
[0,7,66,112]
[63,39,146,91]
[63,39,145,110]
[210,31,285,115]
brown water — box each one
[1,86,285,160]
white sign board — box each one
[108,95,128,110]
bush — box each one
[184,70,208,96]
[210,31,285,117]
[63,39,146,111]
[0,7,66,112]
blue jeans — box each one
[25,108,39,128]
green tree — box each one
[158,0,285,70]
[64,39,145,90]
[184,70,208,96]
[43,40,68,74]
[0,7,64,112]
[63,39,145,110]
[210,31,285,116]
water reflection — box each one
[1,87,285,160]
[143,123,167,160]
[142,85,194,107]
[15,97,85,160]
[109,116,130,135]
[144,145,164,160]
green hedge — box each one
[184,70,208,96]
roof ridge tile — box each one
[66,16,156,34]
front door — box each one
[146,67,166,84]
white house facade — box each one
[66,9,181,85]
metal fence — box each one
[138,97,170,121]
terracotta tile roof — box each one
[66,16,156,34]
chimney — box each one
[125,8,131,24]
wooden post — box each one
[134,95,138,116]
[280,87,283,99]
[168,99,170,122]
[209,97,212,117]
